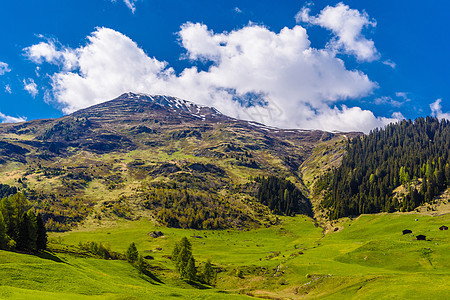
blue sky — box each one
[0,0,449,132]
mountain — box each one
[0,92,358,230]
[1,93,450,300]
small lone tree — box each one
[126,242,139,263]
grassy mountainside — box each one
[0,93,356,230]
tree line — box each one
[0,192,47,251]
[142,188,254,229]
[320,117,450,219]
[255,176,312,217]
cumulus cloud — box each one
[430,99,450,120]
[24,40,78,70]
[25,20,396,132]
[234,7,242,14]
[5,85,12,94]
[297,2,378,61]
[0,112,26,123]
[23,78,38,97]
[0,62,11,75]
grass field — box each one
[1,212,449,299]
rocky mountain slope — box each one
[0,93,359,230]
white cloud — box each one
[374,92,409,108]
[0,62,11,75]
[391,111,405,120]
[123,0,137,13]
[24,40,78,71]
[297,2,378,62]
[5,85,12,94]
[294,105,399,133]
[0,112,26,123]
[25,24,396,132]
[234,7,242,14]
[111,0,138,13]
[382,59,396,69]
[430,99,450,120]
[23,78,38,97]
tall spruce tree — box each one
[17,212,31,250]
[36,213,47,251]
[26,210,38,250]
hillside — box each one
[319,117,450,219]
[0,93,357,230]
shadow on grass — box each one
[140,268,164,284]
[35,251,67,264]
[186,280,211,290]
[10,249,68,264]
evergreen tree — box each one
[201,260,216,285]
[26,210,38,250]
[0,212,7,249]
[126,242,139,262]
[171,240,180,262]
[36,213,47,251]
[172,237,198,281]
[184,256,196,281]
[1,196,17,241]
[17,212,31,250]
[137,254,146,273]
[177,246,191,277]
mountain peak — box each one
[116,92,222,117]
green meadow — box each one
[1,212,449,299]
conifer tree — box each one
[0,213,6,249]
[137,254,146,273]
[36,213,47,251]
[201,260,216,285]
[17,212,31,250]
[172,237,197,280]
[126,242,139,262]
[184,256,196,281]
[26,210,38,250]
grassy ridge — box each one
[0,212,449,299]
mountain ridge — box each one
[0,92,360,230]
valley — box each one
[1,212,449,299]
[0,93,449,299]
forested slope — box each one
[321,117,450,218]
